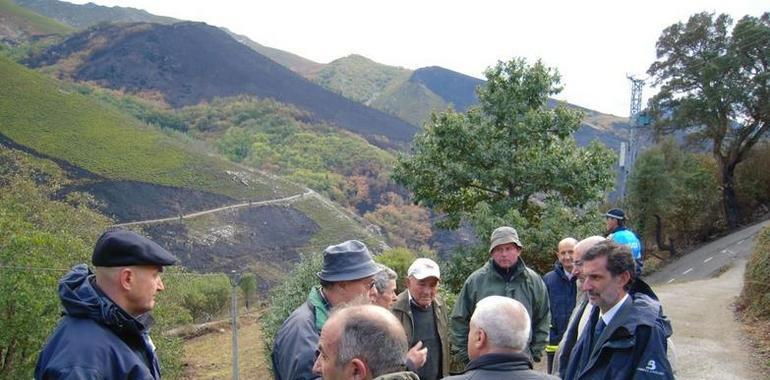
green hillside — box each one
[0,54,300,200]
[313,54,412,105]
[372,80,449,127]
[0,0,72,37]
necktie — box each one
[594,317,606,343]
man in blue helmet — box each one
[605,208,643,276]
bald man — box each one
[554,236,606,377]
[313,304,419,380]
[543,237,578,373]
[443,296,558,380]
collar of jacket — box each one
[552,261,574,281]
[58,264,152,337]
[308,286,331,332]
[609,226,628,235]
[464,352,532,372]
[488,258,526,282]
[588,293,670,359]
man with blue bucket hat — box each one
[272,240,380,380]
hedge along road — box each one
[111,189,315,228]
[649,219,770,380]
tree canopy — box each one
[393,58,615,229]
[647,12,770,228]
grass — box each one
[292,194,385,254]
[0,55,301,200]
[738,226,770,377]
[0,0,73,36]
[181,312,271,380]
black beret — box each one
[92,230,177,267]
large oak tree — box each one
[393,58,614,231]
[647,12,770,228]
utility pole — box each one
[619,76,645,201]
[229,270,243,380]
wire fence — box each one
[0,263,263,379]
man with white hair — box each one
[444,296,558,380]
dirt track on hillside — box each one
[654,260,764,379]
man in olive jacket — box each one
[451,226,550,365]
[391,258,449,380]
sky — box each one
[68,0,768,117]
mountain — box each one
[24,22,419,148]
[409,66,483,112]
[0,0,71,45]
[309,55,629,149]
[13,0,178,28]
[227,29,325,78]
[0,54,384,285]
[313,54,411,105]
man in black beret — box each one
[35,229,177,380]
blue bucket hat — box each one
[317,240,379,282]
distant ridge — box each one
[25,22,419,147]
[14,0,178,28]
[409,66,483,112]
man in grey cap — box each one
[35,229,177,379]
[450,226,550,366]
[272,240,380,380]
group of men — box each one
[34,208,673,380]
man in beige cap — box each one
[391,258,449,380]
[450,226,550,366]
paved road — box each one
[656,260,763,379]
[647,219,770,285]
[111,190,313,228]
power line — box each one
[0,264,229,277]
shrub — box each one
[736,142,770,219]
[740,226,770,319]
[260,252,323,370]
[628,139,721,250]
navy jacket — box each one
[557,279,666,378]
[443,352,559,380]
[543,262,577,344]
[563,293,673,380]
[35,264,161,380]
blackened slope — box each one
[410,66,484,112]
[28,22,418,146]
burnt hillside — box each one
[26,22,418,147]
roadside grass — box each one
[0,55,300,200]
[181,312,271,380]
[738,225,770,377]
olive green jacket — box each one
[373,371,420,380]
[449,259,550,365]
[391,290,450,378]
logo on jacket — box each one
[637,359,665,376]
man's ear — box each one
[620,271,631,288]
[118,268,134,291]
[350,357,369,380]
